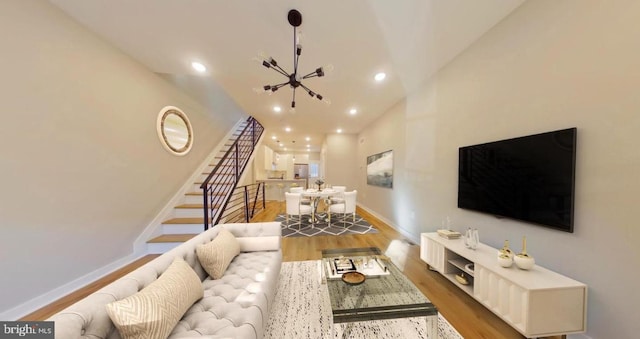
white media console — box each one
[420,232,587,338]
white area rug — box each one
[264,260,463,339]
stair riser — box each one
[147,242,182,254]
[162,223,203,234]
[174,208,205,218]
[184,195,203,204]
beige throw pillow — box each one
[196,227,241,279]
[105,258,203,339]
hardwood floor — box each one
[21,200,564,339]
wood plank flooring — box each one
[21,200,563,339]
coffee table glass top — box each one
[321,247,437,323]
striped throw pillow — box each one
[105,258,203,339]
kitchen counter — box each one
[257,179,307,200]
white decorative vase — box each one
[514,255,535,270]
[515,236,535,270]
[497,254,513,268]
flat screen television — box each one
[458,128,577,232]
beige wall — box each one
[356,1,639,338]
[324,134,358,190]
[0,1,244,317]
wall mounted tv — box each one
[458,128,577,232]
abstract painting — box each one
[366,150,393,188]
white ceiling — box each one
[49,0,525,152]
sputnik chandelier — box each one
[254,9,330,112]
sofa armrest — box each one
[219,222,281,252]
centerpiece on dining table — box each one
[315,179,325,190]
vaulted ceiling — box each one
[50,0,525,152]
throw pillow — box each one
[196,227,241,279]
[105,258,203,339]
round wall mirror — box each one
[156,106,193,156]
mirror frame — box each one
[156,106,194,156]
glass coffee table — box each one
[321,247,438,338]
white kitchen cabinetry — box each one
[420,233,587,338]
[263,146,274,170]
[274,153,287,171]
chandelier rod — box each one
[293,28,299,76]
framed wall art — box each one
[366,150,393,188]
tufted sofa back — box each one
[48,222,281,339]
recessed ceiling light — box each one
[306,144,310,147]
[374,72,386,82]
[337,128,343,133]
[349,108,357,115]
[191,62,206,73]
[283,147,287,151]
[305,137,311,141]
[273,106,282,112]
[271,136,277,140]
[285,127,291,132]
[279,143,284,147]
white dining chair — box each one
[330,186,346,202]
[285,192,313,229]
[290,186,310,205]
[327,190,357,227]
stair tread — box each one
[147,234,197,243]
[175,204,204,209]
[185,191,225,196]
[163,217,203,224]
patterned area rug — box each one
[264,260,464,339]
[275,213,379,237]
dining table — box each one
[301,188,337,225]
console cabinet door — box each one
[420,236,445,272]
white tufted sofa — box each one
[48,222,282,339]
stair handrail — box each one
[200,117,264,230]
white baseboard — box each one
[357,203,420,245]
[0,252,144,321]
[568,334,592,339]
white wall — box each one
[356,1,640,338]
[0,1,244,318]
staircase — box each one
[146,117,265,253]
